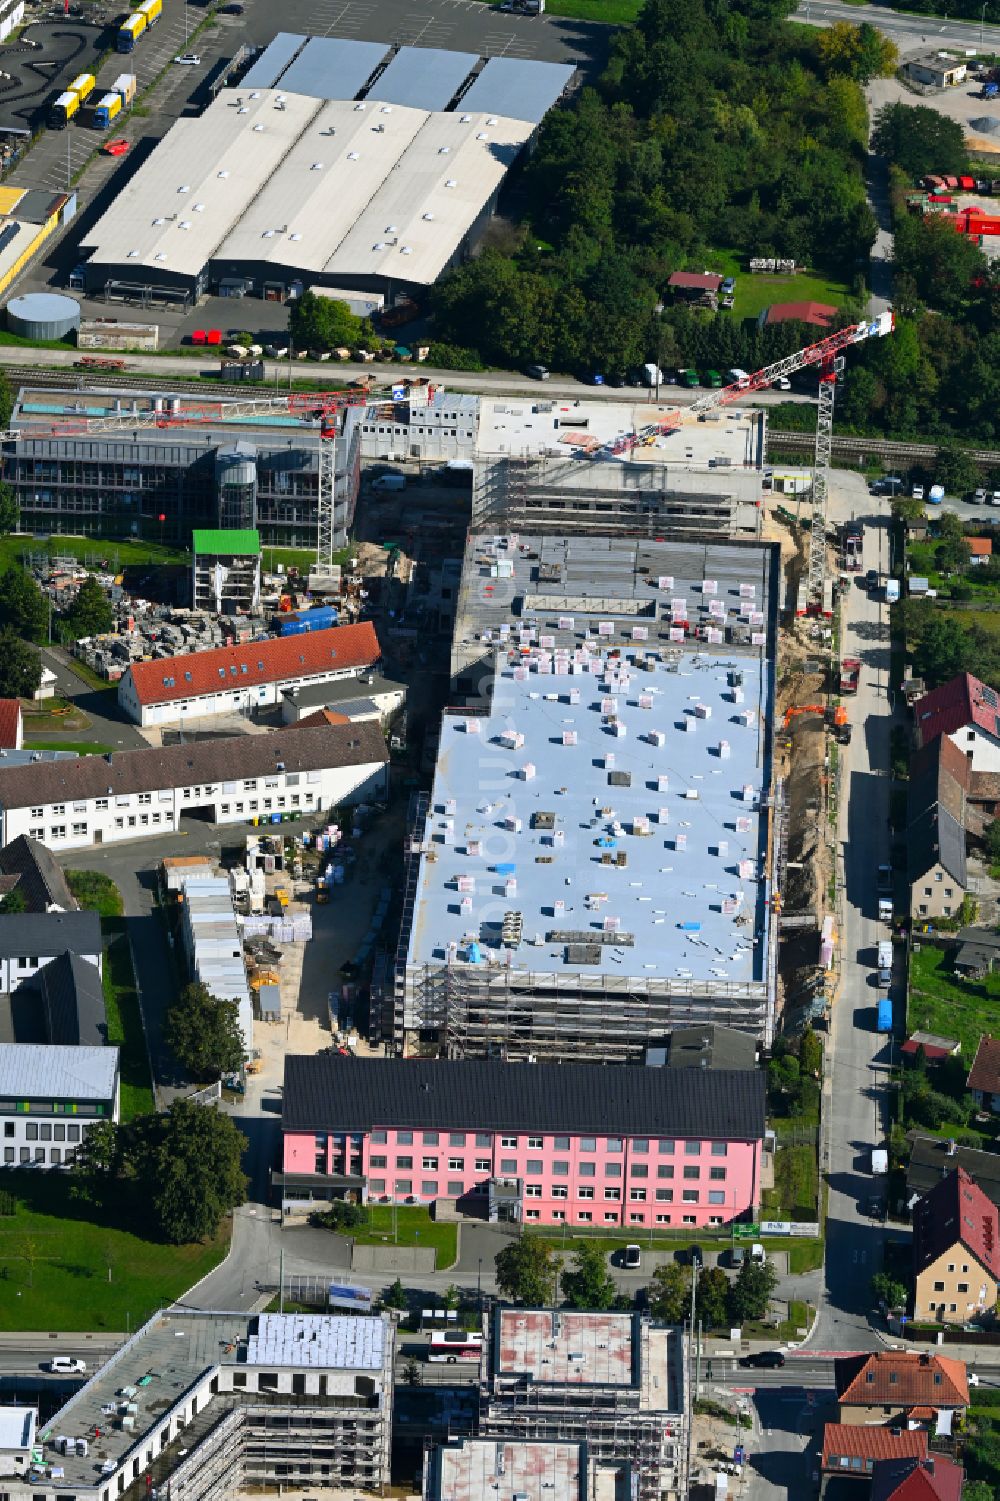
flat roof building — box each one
[17,1310,394,1501]
[191,528,261,616]
[472,397,765,539]
[481,1311,687,1501]
[0,1043,119,1169]
[373,46,480,109]
[178,874,253,1050]
[424,1439,630,1501]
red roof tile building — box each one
[821,1424,928,1480]
[912,1166,1000,1322]
[834,1352,969,1426]
[666,271,723,294]
[967,1035,1000,1111]
[0,699,22,750]
[762,301,837,328]
[870,1455,963,1501]
[117,623,381,729]
[913,672,1000,771]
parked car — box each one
[721,277,736,296]
[219,2,244,9]
[973,488,988,504]
[912,484,925,501]
[49,1356,86,1374]
[739,1351,785,1369]
[772,375,792,390]
[102,137,129,156]
[729,1245,745,1268]
[689,1244,704,1268]
[866,568,879,591]
[526,363,549,380]
[174,53,201,65]
[624,1243,641,1269]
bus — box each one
[428,1331,483,1363]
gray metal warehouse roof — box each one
[280,37,391,101]
[240,32,308,90]
[371,46,479,111]
[459,56,575,125]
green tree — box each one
[871,1270,908,1310]
[961,1482,994,1501]
[799,1027,822,1077]
[871,102,966,177]
[139,1098,247,1244]
[402,1357,421,1385]
[165,981,246,1081]
[647,1261,691,1323]
[0,885,26,914]
[69,1117,122,1201]
[892,495,928,523]
[0,482,19,536]
[382,1277,407,1311]
[893,212,988,317]
[729,1255,778,1323]
[65,575,113,639]
[913,614,976,686]
[986,819,1000,865]
[288,291,363,352]
[696,1266,731,1329]
[0,630,41,700]
[0,568,48,643]
[560,1241,617,1310]
[817,21,897,82]
[935,444,981,499]
[495,1236,561,1305]
[934,511,972,575]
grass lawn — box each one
[784,1239,824,1273]
[101,919,155,1119]
[0,1171,226,1331]
[907,943,1000,1058]
[762,1144,818,1221]
[742,1299,814,1341]
[24,741,115,755]
[1,533,329,583]
[66,870,124,918]
[347,1206,457,1270]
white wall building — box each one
[0,911,102,994]
[117,621,381,728]
[0,722,389,853]
[0,1044,119,1169]
[0,1,25,44]
[359,391,480,462]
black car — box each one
[866,569,879,591]
[740,1351,785,1369]
[689,1244,704,1268]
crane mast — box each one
[690,310,894,612]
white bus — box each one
[428,1330,483,1363]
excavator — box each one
[782,703,852,745]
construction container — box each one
[136,0,162,23]
[49,91,80,127]
[116,12,147,50]
[93,92,123,128]
[67,73,97,105]
[113,73,138,107]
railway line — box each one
[0,364,308,403]
[768,427,1000,468]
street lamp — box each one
[982,0,987,45]
[653,302,665,403]
[477,1257,482,1308]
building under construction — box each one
[376,533,779,1057]
[1,385,362,552]
[12,1309,395,1501]
[478,1310,688,1501]
[472,397,765,539]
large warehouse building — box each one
[77,38,574,303]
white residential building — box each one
[0,911,102,993]
[0,1044,120,1168]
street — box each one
[796,0,1000,51]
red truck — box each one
[840,658,861,695]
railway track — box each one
[0,365,306,402]
[768,428,1000,467]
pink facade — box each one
[282,1125,762,1229]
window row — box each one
[367,1131,729,1156]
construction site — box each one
[377,532,780,1059]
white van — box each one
[624,1243,641,1269]
[49,1356,86,1374]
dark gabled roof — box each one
[0,910,100,961]
[835,1352,969,1408]
[0,835,78,913]
[907,1132,1000,1210]
[666,1024,758,1071]
[34,951,106,1047]
[967,1035,1000,1094]
[909,736,970,819]
[0,722,388,812]
[281,1056,767,1140]
[870,1456,963,1501]
[907,805,967,886]
[912,1166,1000,1279]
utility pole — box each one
[278,1246,284,1314]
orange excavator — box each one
[782,703,851,744]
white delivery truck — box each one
[877,939,893,985]
[885,578,900,603]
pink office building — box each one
[279,1055,766,1230]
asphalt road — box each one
[37,646,147,750]
[814,472,896,1353]
[796,0,1000,50]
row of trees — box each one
[430,2,881,375]
[73,1097,247,1245]
[493,1236,778,1324]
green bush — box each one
[310,1200,369,1231]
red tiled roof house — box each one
[912,1166,1000,1322]
[117,622,381,729]
[0,699,22,751]
[967,1035,1000,1114]
[913,672,1000,772]
[833,1352,969,1427]
[820,1425,928,1488]
[870,1454,963,1501]
[761,301,837,328]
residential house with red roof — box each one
[913,672,1000,773]
[968,537,993,567]
[666,271,723,298]
[833,1352,969,1427]
[820,1425,928,1493]
[117,622,382,729]
[912,1166,1000,1322]
[967,1035,1000,1113]
[0,699,22,751]
[870,1455,963,1501]
[761,301,837,329]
